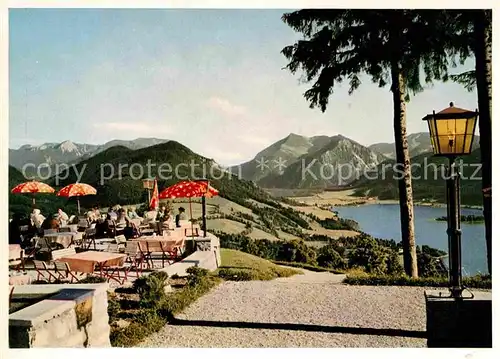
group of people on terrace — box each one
[9,202,189,247]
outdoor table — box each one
[44,231,81,248]
[131,236,183,251]
[56,251,127,282]
[131,235,184,267]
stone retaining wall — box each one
[9,283,111,348]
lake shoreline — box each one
[288,189,483,210]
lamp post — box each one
[422,102,479,299]
[142,178,155,204]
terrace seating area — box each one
[9,220,202,287]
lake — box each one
[334,204,487,275]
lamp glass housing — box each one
[423,104,478,156]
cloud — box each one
[205,96,247,117]
[238,135,272,146]
[93,122,171,134]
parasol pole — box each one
[189,197,194,238]
[77,197,81,214]
[202,195,206,237]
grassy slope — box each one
[218,248,302,280]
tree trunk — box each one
[391,63,419,278]
[473,10,492,276]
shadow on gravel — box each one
[169,318,427,339]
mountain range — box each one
[9,138,169,174]
[231,133,388,189]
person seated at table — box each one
[116,208,129,228]
[127,206,141,220]
[175,207,187,228]
[30,208,46,231]
[42,214,60,231]
[107,207,118,221]
[93,206,101,221]
[56,208,69,227]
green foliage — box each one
[217,230,444,277]
[277,239,317,264]
[308,213,359,231]
[436,214,484,223]
[110,269,221,347]
[79,275,107,284]
[316,245,346,269]
[347,238,388,275]
[186,266,209,287]
[272,261,345,274]
[132,272,169,308]
[107,293,121,321]
[343,274,491,289]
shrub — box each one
[218,268,257,281]
[107,293,121,321]
[80,275,107,284]
[272,261,345,274]
[217,266,299,281]
[316,245,346,269]
[133,273,168,308]
[186,266,209,287]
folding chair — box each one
[9,249,25,272]
[33,260,58,282]
[53,261,80,283]
[83,228,97,250]
[107,243,121,253]
[105,242,144,284]
[159,241,179,266]
[137,242,152,269]
[106,220,117,237]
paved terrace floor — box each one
[139,268,430,348]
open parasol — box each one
[56,183,97,214]
[11,180,55,204]
[159,180,218,237]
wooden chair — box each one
[83,228,97,250]
[137,242,152,269]
[9,249,25,272]
[104,242,144,284]
[107,243,121,253]
[33,260,58,282]
[106,220,117,237]
[53,261,80,283]
[77,217,89,230]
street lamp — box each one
[422,102,479,298]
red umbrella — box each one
[11,180,55,204]
[159,180,219,236]
[56,183,97,214]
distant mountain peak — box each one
[57,140,79,153]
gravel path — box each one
[139,275,431,348]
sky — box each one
[9,8,479,166]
